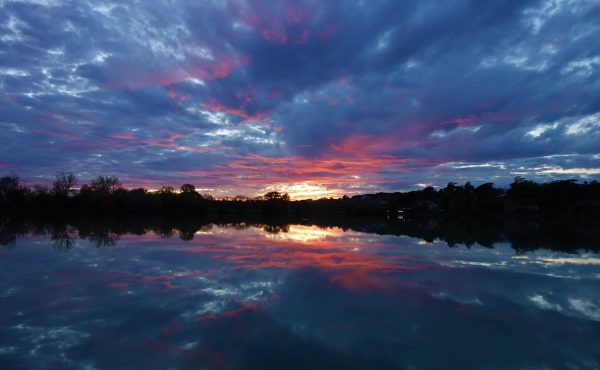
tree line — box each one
[0,172,293,214]
[1,172,600,219]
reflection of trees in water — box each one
[0,217,27,246]
[51,229,75,251]
[156,227,174,239]
[212,222,290,234]
[0,232,16,246]
[179,230,195,241]
[200,224,213,232]
[218,223,251,231]
[2,215,600,253]
[87,232,119,248]
[178,223,214,240]
[3,219,121,249]
[262,224,290,234]
[79,230,120,248]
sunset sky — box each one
[1,0,599,199]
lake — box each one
[1,219,599,369]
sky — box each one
[1,0,599,199]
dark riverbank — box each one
[2,175,600,220]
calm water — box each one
[1,222,599,369]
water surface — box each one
[1,222,599,369]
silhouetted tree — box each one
[180,184,196,193]
[33,185,49,196]
[158,185,175,194]
[53,171,77,196]
[445,182,457,193]
[264,191,290,201]
[507,176,540,206]
[422,187,436,197]
[90,176,122,195]
[1,171,599,222]
[0,175,27,209]
[475,182,500,197]
[264,191,280,200]
[464,181,475,193]
[0,175,20,202]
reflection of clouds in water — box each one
[2,224,600,368]
[7,324,91,367]
[527,293,600,323]
[184,279,280,318]
[436,247,600,281]
[529,294,562,312]
[569,298,600,322]
[534,257,600,266]
[514,254,600,266]
[452,261,508,268]
[431,291,484,306]
[1,287,19,297]
[180,228,403,272]
[0,346,18,355]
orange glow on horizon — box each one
[259,182,343,200]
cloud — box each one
[1,0,599,196]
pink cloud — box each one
[110,132,137,140]
[229,0,337,45]
[0,161,17,170]
[107,50,250,90]
[0,91,18,104]
[202,98,270,123]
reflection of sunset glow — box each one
[262,225,343,243]
[180,224,429,274]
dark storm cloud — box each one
[1,0,599,197]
